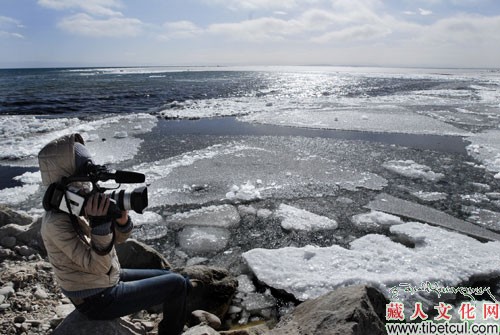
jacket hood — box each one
[38,133,84,186]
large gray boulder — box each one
[52,310,145,335]
[269,285,387,335]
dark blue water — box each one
[0,68,271,115]
[0,67,456,116]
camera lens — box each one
[108,186,148,214]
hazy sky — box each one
[1,0,500,68]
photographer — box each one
[38,133,195,335]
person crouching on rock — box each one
[38,133,191,335]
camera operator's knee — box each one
[166,273,189,296]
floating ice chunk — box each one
[256,208,272,219]
[113,131,128,138]
[0,171,41,205]
[129,211,163,227]
[241,292,276,313]
[277,204,338,231]
[351,210,403,231]
[382,160,444,181]
[367,193,500,241]
[467,208,500,232]
[226,182,261,201]
[169,205,240,229]
[240,109,469,136]
[237,275,256,294]
[0,114,156,163]
[467,130,500,175]
[178,227,230,256]
[243,222,500,304]
[238,205,258,216]
[411,191,447,202]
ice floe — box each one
[242,222,500,308]
[239,109,469,136]
[351,210,403,231]
[467,130,500,178]
[133,137,388,207]
[178,227,230,256]
[382,160,445,182]
[168,205,240,229]
[0,114,157,164]
[276,204,338,231]
[0,171,41,206]
[410,191,447,202]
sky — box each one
[1,0,500,68]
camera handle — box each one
[62,188,115,256]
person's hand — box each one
[115,210,129,226]
[85,193,110,227]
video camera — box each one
[43,162,148,219]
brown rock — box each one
[52,310,146,335]
[116,239,171,270]
[269,285,387,335]
[177,265,238,323]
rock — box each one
[0,205,33,227]
[0,247,16,259]
[191,310,222,330]
[52,310,145,335]
[0,218,46,255]
[16,245,37,257]
[177,265,238,323]
[0,286,15,298]
[183,324,220,335]
[220,323,270,335]
[0,236,16,248]
[0,303,11,311]
[116,239,171,270]
[269,285,387,335]
[34,285,49,299]
[55,304,75,318]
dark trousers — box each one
[77,269,190,335]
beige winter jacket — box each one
[38,134,131,293]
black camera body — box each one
[43,163,148,219]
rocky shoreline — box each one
[0,205,389,335]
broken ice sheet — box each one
[133,136,388,207]
[242,222,500,307]
[239,109,469,136]
[276,204,338,231]
[382,160,444,182]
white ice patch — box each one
[467,208,500,232]
[226,182,262,202]
[133,137,388,208]
[411,191,448,202]
[0,171,41,205]
[0,114,157,164]
[168,205,240,229]
[242,222,500,304]
[129,211,163,227]
[276,204,338,231]
[382,160,444,181]
[351,210,403,231]
[177,227,230,256]
[239,109,469,136]
[467,130,500,175]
